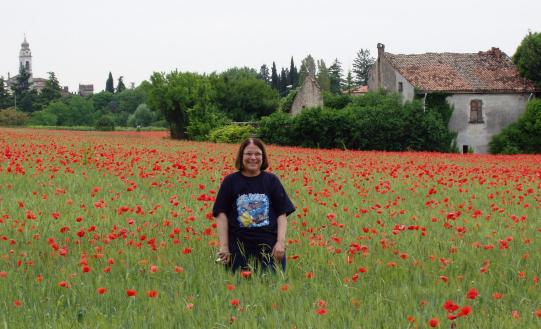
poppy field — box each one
[0,128,540,328]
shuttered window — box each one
[469,100,483,123]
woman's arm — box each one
[272,214,288,260]
[216,212,230,264]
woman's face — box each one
[242,143,263,175]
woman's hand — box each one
[217,245,231,265]
[272,240,286,261]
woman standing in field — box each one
[212,138,295,272]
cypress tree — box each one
[289,57,298,87]
[117,76,126,93]
[106,72,115,93]
[271,62,279,91]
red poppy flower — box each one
[230,299,240,307]
[126,289,137,297]
[240,271,251,279]
[97,287,107,295]
[458,306,472,317]
[315,308,327,315]
[428,318,439,327]
[147,290,158,298]
[466,288,479,299]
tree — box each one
[271,62,279,91]
[0,78,11,109]
[116,76,126,93]
[40,72,62,104]
[289,57,299,88]
[316,60,331,92]
[329,58,344,94]
[11,65,32,99]
[257,64,271,85]
[10,65,35,112]
[146,71,212,139]
[279,67,289,96]
[298,55,316,86]
[344,70,355,94]
[513,31,541,88]
[489,99,541,154]
[352,49,375,86]
[211,68,279,122]
[106,72,115,93]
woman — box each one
[212,138,295,272]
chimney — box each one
[376,43,385,89]
[491,47,502,58]
[377,43,385,59]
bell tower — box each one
[19,35,32,77]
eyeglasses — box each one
[243,152,263,157]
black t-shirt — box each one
[212,171,295,249]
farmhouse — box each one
[368,43,537,153]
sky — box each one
[1,0,540,92]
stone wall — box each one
[290,76,323,115]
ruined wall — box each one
[290,76,323,115]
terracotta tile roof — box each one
[385,48,537,93]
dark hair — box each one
[235,138,269,171]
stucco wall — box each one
[447,94,530,153]
[368,58,415,100]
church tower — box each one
[19,36,32,77]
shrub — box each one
[490,99,541,154]
[323,91,353,109]
[258,111,295,145]
[0,108,30,126]
[209,124,255,144]
[186,105,230,141]
[29,110,58,126]
[127,104,155,127]
[95,115,115,131]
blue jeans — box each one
[228,240,286,273]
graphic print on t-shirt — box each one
[236,193,270,228]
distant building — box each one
[6,36,47,93]
[290,75,323,115]
[368,43,537,153]
[349,85,368,97]
[60,86,71,97]
[78,84,94,96]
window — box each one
[469,99,483,123]
[398,82,403,93]
[25,61,30,70]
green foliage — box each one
[258,111,294,145]
[352,49,375,86]
[323,91,352,109]
[91,91,114,111]
[271,62,279,91]
[106,72,115,93]
[298,55,316,86]
[289,57,299,88]
[116,76,126,93]
[316,60,330,92]
[257,91,455,152]
[0,108,29,126]
[146,71,212,139]
[490,99,541,154]
[209,124,255,143]
[95,115,115,131]
[279,88,298,113]
[329,59,344,94]
[29,110,58,126]
[513,31,541,88]
[39,72,62,104]
[127,104,154,127]
[38,96,95,126]
[212,69,279,122]
[0,78,12,109]
[11,65,32,99]
[422,92,454,126]
[186,105,230,141]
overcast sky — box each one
[1,0,539,92]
